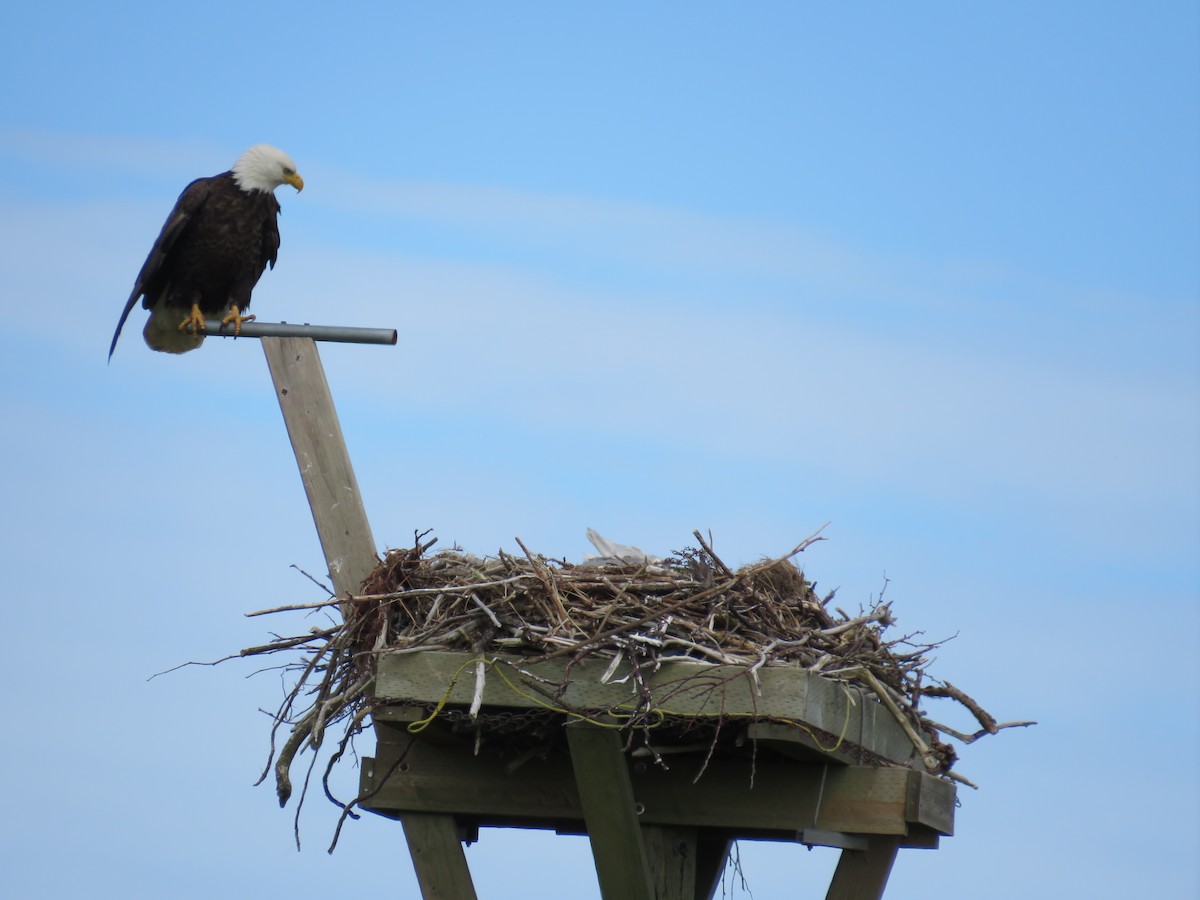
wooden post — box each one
[692,835,731,900]
[642,825,698,900]
[404,815,480,900]
[566,726,656,900]
[825,836,902,900]
[263,337,477,900]
[262,336,378,608]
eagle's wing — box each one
[261,194,282,275]
[108,177,213,360]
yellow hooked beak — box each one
[284,172,304,192]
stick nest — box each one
[240,529,1031,848]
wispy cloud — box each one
[300,161,1197,379]
[3,130,1194,560]
[0,128,232,182]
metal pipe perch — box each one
[201,320,397,345]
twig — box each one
[246,599,345,617]
[290,563,335,597]
[693,530,734,578]
[515,537,574,631]
[818,605,891,638]
[470,593,502,627]
[922,681,999,734]
[843,665,939,772]
[924,717,1038,745]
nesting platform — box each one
[249,336,1018,900]
[357,650,954,899]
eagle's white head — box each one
[231,144,304,194]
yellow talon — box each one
[220,305,256,336]
[177,303,206,335]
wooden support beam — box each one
[693,835,731,900]
[360,735,954,842]
[263,337,476,900]
[643,826,698,900]
[262,337,378,608]
[566,726,656,900]
[825,836,901,900]
[403,815,479,900]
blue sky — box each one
[1,3,1196,898]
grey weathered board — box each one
[262,337,379,603]
[567,726,657,900]
[360,731,954,841]
[374,649,918,766]
[826,836,903,900]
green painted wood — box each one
[825,836,902,900]
[693,835,731,900]
[905,770,956,836]
[643,826,698,900]
[747,722,860,766]
[359,737,954,839]
[374,650,919,766]
[403,814,479,900]
[566,726,655,900]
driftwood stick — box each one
[845,665,939,771]
[352,574,542,601]
[693,529,734,578]
[924,717,1038,745]
[818,605,891,638]
[469,593,502,627]
[941,768,979,790]
[246,599,345,617]
[923,680,999,734]
[778,523,831,561]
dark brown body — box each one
[109,171,281,357]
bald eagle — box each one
[108,144,304,359]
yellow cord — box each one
[406,657,479,733]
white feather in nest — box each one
[581,527,666,567]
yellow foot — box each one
[177,303,206,335]
[220,305,256,336]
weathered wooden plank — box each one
[634,754,911,836]
[359,737,954,839]
[262,336,379,599]
[904,770,956,837]
[799,829,869,850]
[800,676,915,764]
[376,651,793,717]
[374,649,918,766]
[403,814,479,900]
[566,726,655,900]
[748,722,860,766]
[693,835,731,900]
[825,836,901,900]
[643,826,698,900]
[263,337,475,899]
